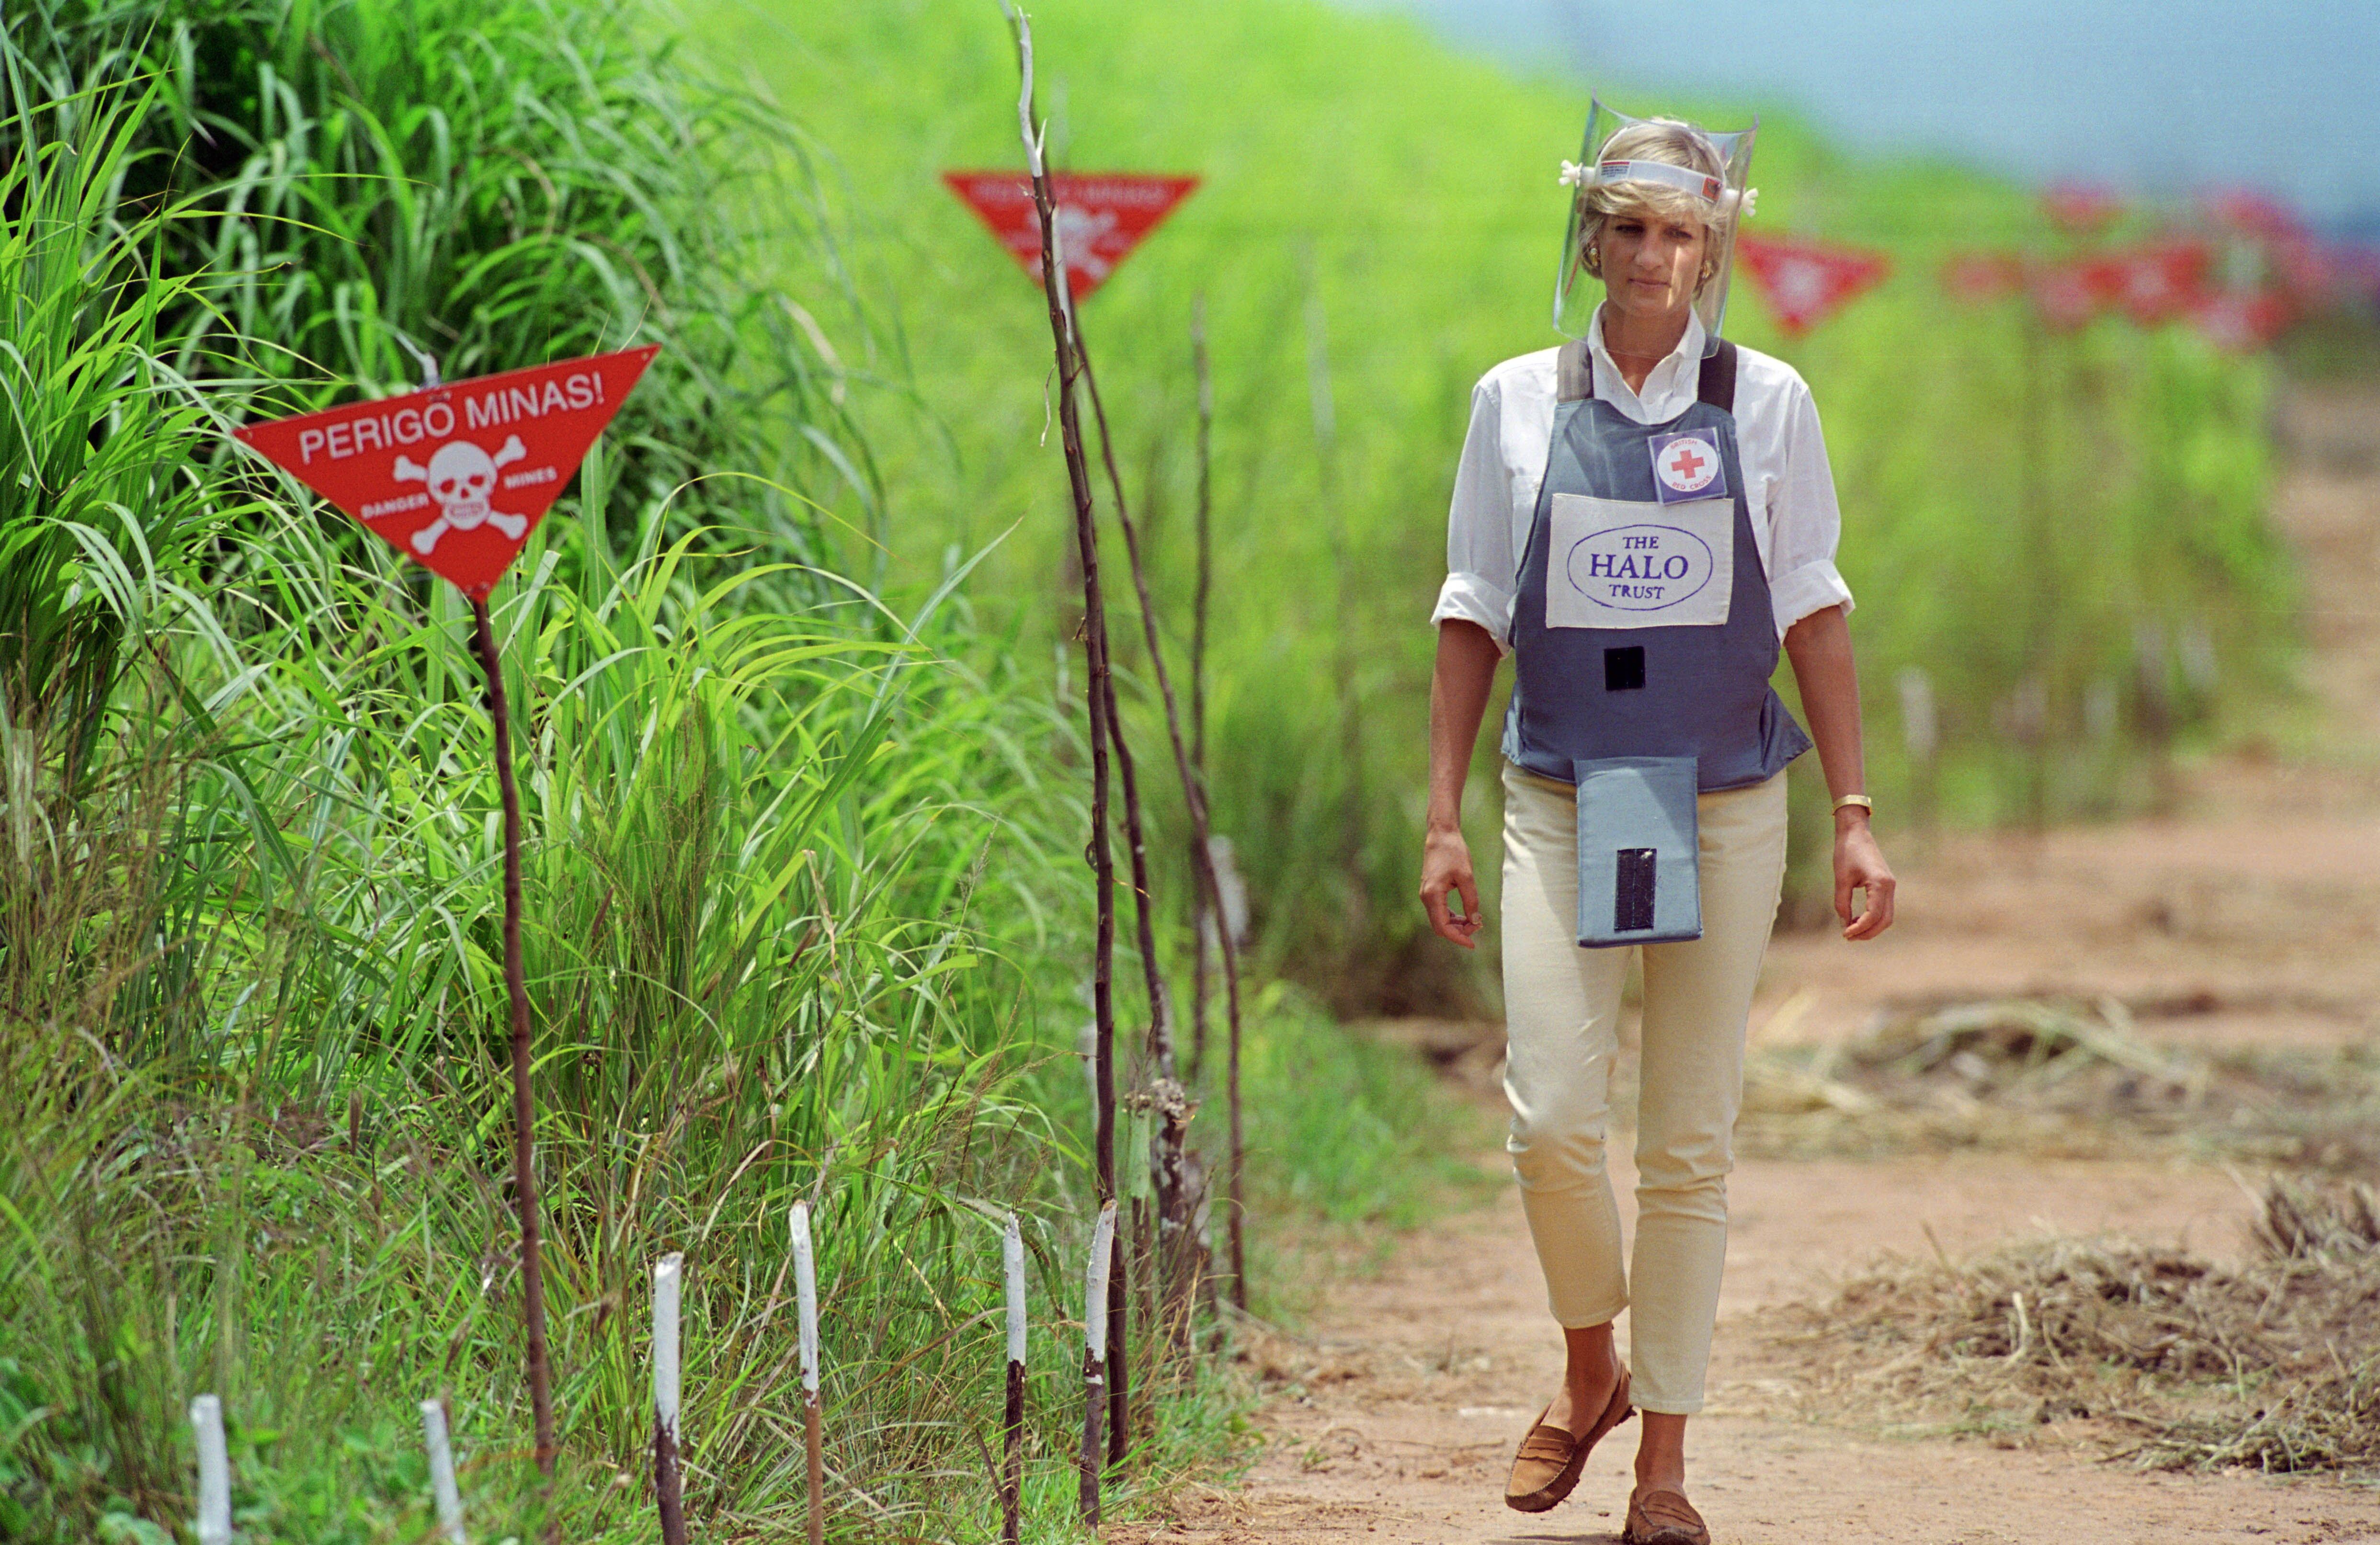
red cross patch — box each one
[1649,428,1727,505]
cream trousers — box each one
[1499,760,1789,1415]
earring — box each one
[1586,244,1600,270]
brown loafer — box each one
[1623,1484,1710,1545]
[1503,1366,1633,1513]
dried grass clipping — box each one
[1750,1178,2380,1473]
[1738,998,2380,1174]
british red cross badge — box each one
[234,345,660,597]
[1649,428,1727,505]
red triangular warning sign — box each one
[1737,236,1891,337]
[234,346,658,598]
[2026,256,2118,330]
[1941,251,2023,303]
[2107,241,2211,325]
[2187,288,2292,352]
[2041,182,2124,236]
[942,171,1199,301]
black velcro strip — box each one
[1615,848,1657,932]
[1604,646,1646,692]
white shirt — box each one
[1431,308,1854,649]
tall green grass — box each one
[9,0,878,570]
[2,495,1460,1536]
[0,79,220,1026]
[701,0,2289,1012]
[0,5,1486,1537]
[1,500,1085,1539]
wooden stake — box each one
[1182,298,1222,1341]
[191,1394,231,1545]
[1094,674,1146,1465]
[1078,1201,1117,1525]
[1151,1081,1196,1359]
[1897,665,1939,835]
[792,1202,824,1545]
[1188,296,1214,1086]
[1132,1196,1155,1399]
[1006,0,1130,1389]
[468,599,557,1476]
[2018,307,2051,831]
[1044,232,1188,1460]
[1073,336,1250,1312]
[420,1398,468,1544]
[1002,1214,1026,1545]
[1303,255,1366,950]
[652,1253,687,1545]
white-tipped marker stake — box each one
[653,1253,687,1545]
[419,1398,467,1544]
[1005,1214,1030,1369]
[793,1202,820,1397]
[1002,1214,1027,1545]
[191,1393,231,1545]
[792,1202,824,1545]
[1077,1201,1117,1525]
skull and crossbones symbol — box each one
[393,434,529,553]
[1054,203,1118,284]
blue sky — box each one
[1334,0,2380,232]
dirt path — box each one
[1752,387,2380,1054]
[1125,383,2380,1543]
[1143,1168,2366,1545]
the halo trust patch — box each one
[1649,428,1728,506]
[1546,493,1733,630]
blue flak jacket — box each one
[1501,338,1811,945]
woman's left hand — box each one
[1834,815,1896,941]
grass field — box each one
[701,0,2291,1011]
[0,0,2299,1536]
[0,4,1486,1537]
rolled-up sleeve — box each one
[1432,377,1519,652]
[1765,378,1855,639]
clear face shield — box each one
[1553,99,1758,358]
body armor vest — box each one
[1502,338,1811,943]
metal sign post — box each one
[235,345,659,1481]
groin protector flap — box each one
[1573,755,1702,947]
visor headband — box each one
[1558,158,1756,220]
[1595,159,1722,204]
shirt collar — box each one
[1586,305,1707,422]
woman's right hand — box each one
[1420,824,1484,949]
[1421,619,1501,951]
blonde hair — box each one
[1579,119,1730,286]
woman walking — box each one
[1417,102,1895,1542]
